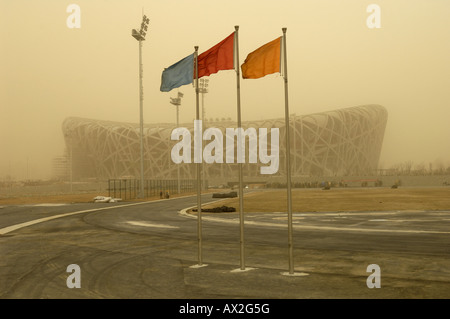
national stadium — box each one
[59,104,388,183]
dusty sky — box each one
[1,0,449,180]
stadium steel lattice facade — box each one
[61,104,388,181]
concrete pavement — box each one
[0,194,449,300]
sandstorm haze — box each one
[1,0,449,180]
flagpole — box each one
[234,25,246,271]
[194,46,204,267]
[282,27,294,275]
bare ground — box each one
[0,192,108,205]
[201,187,450,212]
[0,190,212,205]
[2,187,450,212]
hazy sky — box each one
[1,0,450,180]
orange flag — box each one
[241,37,281,79]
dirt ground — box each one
[0,191,194,205]
[2,186,450,212]
[0,192,112,205]
[0,189,217,206]
[202,187,450,212]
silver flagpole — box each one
[282,27,294,274]
[194,46,203,267]
[138,38,145,199]
[234,25,246,271]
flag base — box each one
[189,264,208,269]
[230,267,257,273]
[281,271,309,277]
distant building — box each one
[51,155,69,181]
[60,104,388,181]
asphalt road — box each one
[0,193,449,300]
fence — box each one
[107,179,198,200]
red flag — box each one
[197,32,234,78]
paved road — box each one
[0,194,449,300]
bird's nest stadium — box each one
[60,104,388,183]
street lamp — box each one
[131,14,150,198]
[198,78,209,190]
[170,92,183,194]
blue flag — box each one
[160,53,194,92]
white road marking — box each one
[179,207,450,234]
[126,221,178,229]
[0,201,155,235]
[32,203,68,207]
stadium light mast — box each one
[131,14,149,198]
[198,78,209,190]
[170,92,184,194]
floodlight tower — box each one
[198,78,209,189]
[131,14,149,198]
[199,78,209,124]
[170,92,184,194]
